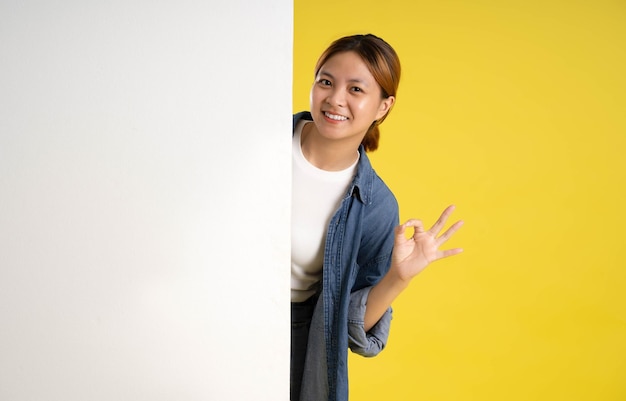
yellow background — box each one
[293,1,626,400]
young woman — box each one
[291,34,463,401]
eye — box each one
[350,86,363,93]
[317,79,332,87]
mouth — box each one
[324,111,348,121]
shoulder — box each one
[367,172,399,223]
[355,152,398,213]
[293,111,312,131]
[371,173,398,210]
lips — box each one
[324,111,348,121]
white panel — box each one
[0,1,291,400]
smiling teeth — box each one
[325,112,347,121]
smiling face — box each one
[309,51,395,148]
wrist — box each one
[380,267,411,294]
[389,261,417,286]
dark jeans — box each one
[291,293,319,401]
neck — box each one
[300,122,361,171]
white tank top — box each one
[291,120,359,302]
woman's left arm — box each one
[363,205,465,332]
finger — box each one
[394,223,407,240]
[406,219,426,236]
[438,247,464,259]
[429,205,456,235]
[400,219,425,231]
[436,220,464,245]
[394,220,415,240]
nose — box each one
[326,88,345,107]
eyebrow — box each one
[319,71,369,86]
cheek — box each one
[352,98,378,115]
[309,87,321,108]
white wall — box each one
[0,1,291,400]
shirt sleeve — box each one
[347,286,393,357]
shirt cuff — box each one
[347,286,393,357]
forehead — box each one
[317,51,374,81]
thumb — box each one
[403,219,425,236]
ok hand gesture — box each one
[391,205,464,282]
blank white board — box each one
[0,1,292,400]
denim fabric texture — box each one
[292,112,398,401]
[292,293,320,401]
[300,293,327,401]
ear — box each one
[375,96,395,120]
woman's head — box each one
[313,34,401,151]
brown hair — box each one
[314,34,401,152]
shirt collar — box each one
[349,145,373,205]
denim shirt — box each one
[293,112,399,401]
